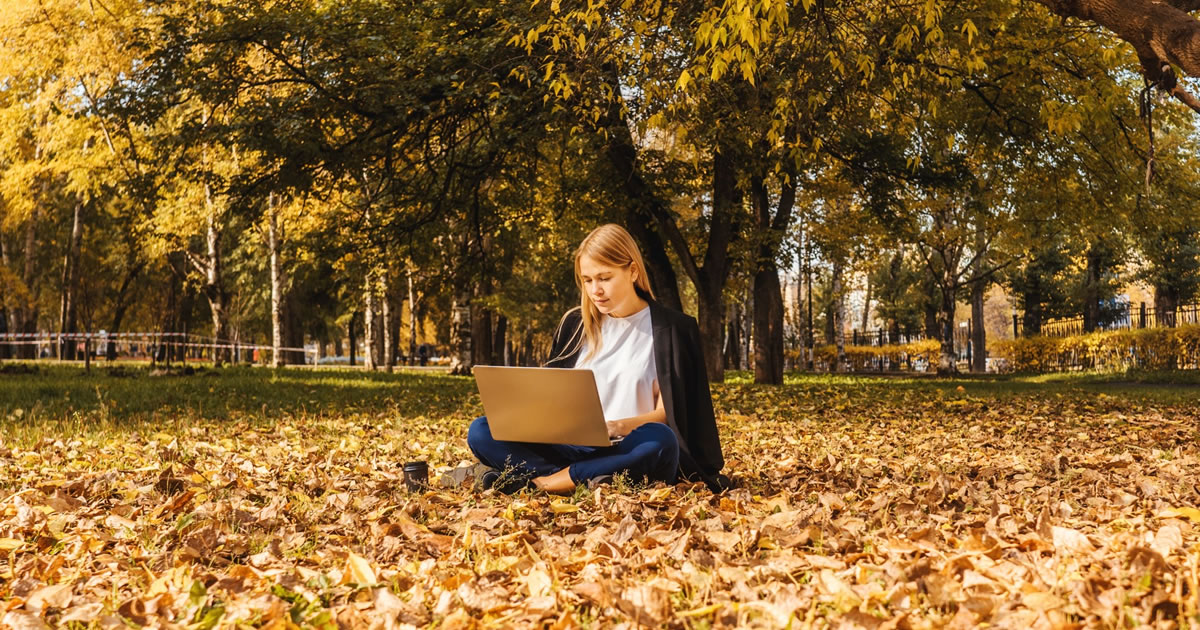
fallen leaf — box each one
[1051,526,1094,554]
[24,583,73,613]
[1159,506,1200,522]
[346,551,377,585]
[549,500,579,514]
[617,584,670,626]
[0,611,48,630]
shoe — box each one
[586,474,614,491]
[478,468,501,491]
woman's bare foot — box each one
[531,467,575,495]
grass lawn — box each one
[2,364,1199,628]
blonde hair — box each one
[548,224,655,365]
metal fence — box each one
[1028,302,1200,338]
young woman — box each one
[467,224,728,494]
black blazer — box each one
[545,301,729,492]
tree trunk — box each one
[832,260,846,372]
[753,267,785,383]
[860,277,872,333]
[13,183,43,359]
[971,281,987,373]
[1154,285,1180,369]
[688,148,740,383]
[268,194,286,368]
[624,207,683,312]
[742,287,752,371]
[285,292,305,365]
[825,289,838,347]
[971,231,988,373]
[1083,241,1103,332]
[0,239,8,360]
[492,314,508,366]
[59,201,84,360]
[0,235,8,358]
[805,236,814,370]
[923,279,940,340]
[107,261,145,361]
[522,330,534,366]
[1022,282,1044,336]
[382,269,394,373]
[936,278,958,375]
[0,239,6,360]
[749,172,795,385]
[1154,285,1179,328]
[472,284,492,367]
[407,270,418,365]
[155,254,177,367]
[202,193,230,366]
[887,252,903,341]
[448,288,472,375]
[724,301,741,369]
[348,313,357,367]
[364,271,377,370]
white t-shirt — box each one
[575,305,657,421]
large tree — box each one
[1030,0,1200,112]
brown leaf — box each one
[0,611,48,630]
[616,584,670,627]
[611,515,638,546]
[704,530,740,554]
[572,581,610,607]
[920,573,963,608]
[1021,591,1065,611]
[23,583,72,613]
[457,580,511,614]
[1050,526,1094,555]
[1151,524,1183,557]
[57,602,103,624]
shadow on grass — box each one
[0,363,481,425]
[722,368,1200,402]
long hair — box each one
[562,224,655,364]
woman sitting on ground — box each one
[467,223,728,494]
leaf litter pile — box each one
[3,375,1200,629]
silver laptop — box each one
[473,366,617,447]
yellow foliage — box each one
[991,325,1200,372]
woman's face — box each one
[579,255,642,317]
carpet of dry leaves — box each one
[2,370,1200,629]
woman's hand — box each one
[606,418,632,438]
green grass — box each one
[0,363,478,446]
[3,362,1199,447]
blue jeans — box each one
[467,416,680,492]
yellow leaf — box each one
[647,487,672,502]
[346,551,377,585]
[675,69,692,92]
[550,500,579,513]
[0,538,23,552]
[1160,507,1200,522]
